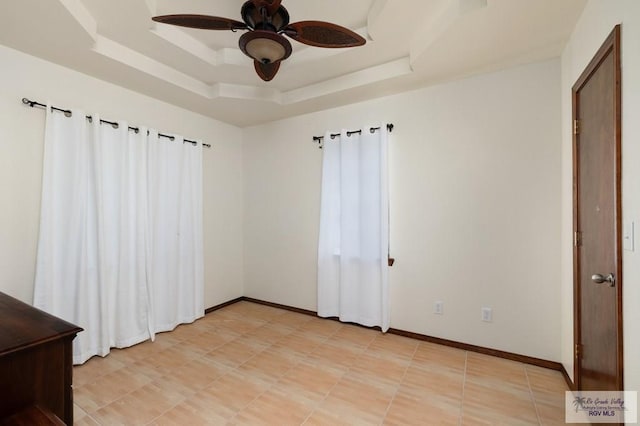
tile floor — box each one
[73,301,571,425]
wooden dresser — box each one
[0,292,82,425]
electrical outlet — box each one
[481,307,492,322]
[434,301,444,315]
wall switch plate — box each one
[434,301,444,315]
[481,307,492,322]
[624,221,635,251]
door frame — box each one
[572,24,623,391]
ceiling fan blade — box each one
[254,60,281,81]
[284,21,366,48]
[152,14,247,31]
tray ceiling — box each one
[0,0,586,126]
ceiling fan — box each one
[152,0,367,81]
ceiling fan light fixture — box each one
[239,30,292,64]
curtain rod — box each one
[312,124,394,149]
[22,98,211,149]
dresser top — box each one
[0,292,82,357]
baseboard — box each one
[241,297,317,316]
[204,297,244,314]
[387,328,564,372]
[560,365,576,391]
[206,296,565,373]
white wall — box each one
[244,59,562,361]
[560,0,640,390]
[0,45,244,308]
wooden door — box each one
[572,25,622,391]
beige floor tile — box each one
[73,403,89,422]
[348,351,409,387]
[329,324,378,348]
[169,321,209,341]
[110,339,173,365]
[384,391,461,426]
[536,400,571,425]
[268,311,314,328]
[526,365,571,407]
[462,412,539,426]
[303,404,383,426]
[73,414,100,425]
[143,345,200,374]
[127,359,170,381]
[466,352,530,391]
[303,408,360,426]
[273,332,325,356]
[237,348,298,384]
[167,357,229,392]
[161,387,238,422]
[533,389,568,412]
[323,373,396,419]
[400,364,464,401]
[193,328,242,348]
[224,301,287,321]
[244,322,296,343]
[71,301,568,426]
[90,381,184,425]
[235,334,273,351]
[412,342,467,373]
[152,330,185,347]
[463,380,539,425]
[304,339,362,372]
[200,371,270,413]
[205,339,263,368]
[275,360,343,402]
[367,333,419,361]
[214,316,267,335]
[230,387,316,425]
[74,366,152,413]
[526,367,570,392]
[149,403,228,426]
[311,399,386,425]
[297,317,343,338]
[73,354,127,387]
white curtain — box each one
[317,126,390,331]
[147,133,204,334]
[34,106,204,364]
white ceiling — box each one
[0,0,586,127]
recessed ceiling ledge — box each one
[409,0,488,70]
[283,56,413,105]
[58,0,98,41]
[144,0,158,17]
[216,48,249,67]
[150,24,219,67]
[92,35,214,98]
[214,83,283,104]
[367,0,388,40]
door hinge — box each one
[574,231,582,247]
[575,343,582,358]
[573,119,581,135]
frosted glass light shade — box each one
[239,30,292,64]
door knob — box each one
[592,273,615,287]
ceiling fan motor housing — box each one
[241,1,290,32]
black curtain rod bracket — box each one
[312,123,394,148]
[22,98,211,149]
